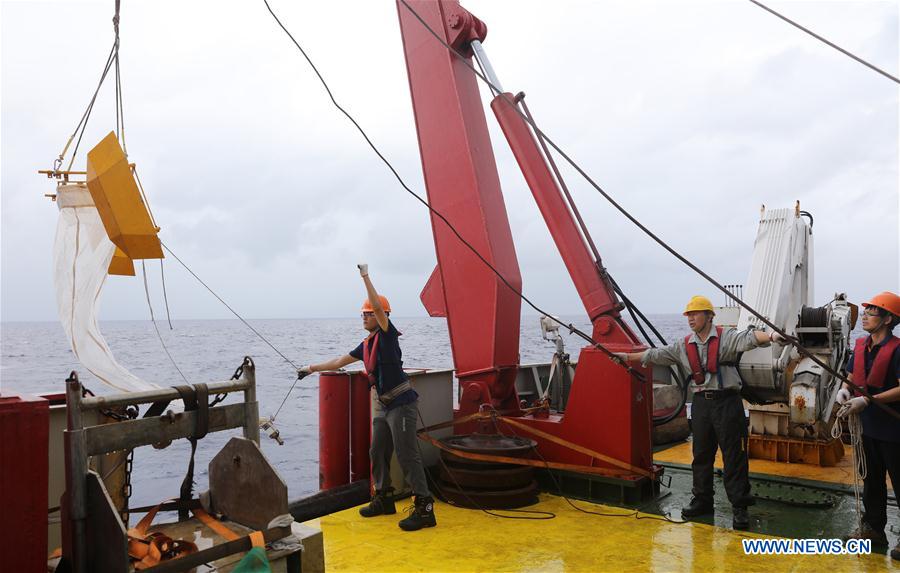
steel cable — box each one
[159,241,299,371]
[747,0,899,85]
[261,0,646,383]
[142,260,190,385]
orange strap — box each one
[419,431,634,478]
[416,409,656,480]
[71,500,261,570]
[194,508,267,552]
[126,501,199,569]
[192,507,240,541]
[500,416,655,479]
[249,531,266,548]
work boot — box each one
[359,489,396,518]
[681,497,714,519]
[732,506,750,530]
[843,522,888,546]
[398,495,437,531]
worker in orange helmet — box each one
[298,265,436,532]
[615,295,782,530]
[837,291,900,559]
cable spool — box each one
[798,305,830,346]
[437,434,539,509]
[799,306,828,327]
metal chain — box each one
[202,359,249,409]
[121,447,134,521]
[99,404,138,422]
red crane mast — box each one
[397,0,655,483]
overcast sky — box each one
[2,0,897,323]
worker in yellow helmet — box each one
[615,295,782,530]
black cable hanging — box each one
[747,0,899,84]
[261,0,647,384]
[395,0,899,422]
[518,93,686,424]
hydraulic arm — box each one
[397,0,654,482]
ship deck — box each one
[305,439,898,572]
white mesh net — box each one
[53,184,157,392]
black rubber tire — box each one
[438,464,534,489]
[437,480,540,509]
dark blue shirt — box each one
[349,319,417,410]
[845,335,900,443]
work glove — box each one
[837,396,869,418]
[358,263,369,277]
[835,388,852,405]
[297,365,313,379]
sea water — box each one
[1,313,841,508]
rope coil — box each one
[831,412,866,528]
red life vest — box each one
[362,332,380,387]
[685,326,723,385]
[852,335,900,389]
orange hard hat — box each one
[361,295,391,313]
[862,291,900,317]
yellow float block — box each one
[108,247,135,276]
[307,494,896,572]
[86,132,163,259]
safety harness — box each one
[362,331,412,406]
[852,335,900,389]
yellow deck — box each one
[305,494,897,572]
[654,442,894,491]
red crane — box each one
[397,0,655,485]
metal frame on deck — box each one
[60,357,293,573]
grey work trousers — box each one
[371,399,431,497]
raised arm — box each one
[359,264,389,332]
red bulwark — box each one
[349,373,372,483]
[0,394,50,573]
[318,373,351,490]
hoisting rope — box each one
[517,93,684,423]
[54,1,124,173]
[159,241,307,426]
[517,94,668,351]
[747,0,899,85]
[262,0,647,384]
[395,0,900,423]
[159,242,300,372]
[142,260,190,385]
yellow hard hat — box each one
[683,295,714,315]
